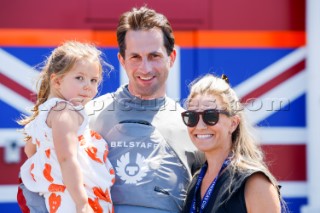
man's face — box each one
[118,28,176,99]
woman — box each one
[181,74,286,213]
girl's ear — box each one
[50,73,61,89]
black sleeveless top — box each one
[182,167,262,213]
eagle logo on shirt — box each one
[116,152,148,184]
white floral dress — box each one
[20,98,115,213]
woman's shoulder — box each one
[209,168,273,213]
[214,167,264,202]
[244,172,281,212]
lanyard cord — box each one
[190,158,230,213]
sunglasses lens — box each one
[182,111,198,127]
[203,110,219,125]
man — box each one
[87,6,202,213]
[18,6,202,213]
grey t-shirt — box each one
[87,85,202,212]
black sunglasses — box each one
[181,109,231,127]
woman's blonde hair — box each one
[18,41,107,127]
[186,73,286,209]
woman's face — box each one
[186,94,238,154]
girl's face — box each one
[53,60,101,105]
[186,94,238,155]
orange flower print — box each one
[85,146,103,164]
[110,168,115,175]
[43,163,54,182]
[49,193,61,213]
[48,184,66,193]
[78,135,86,146]
[90,130,102,140]
[45,149,51,158]
[110,168,115,184]
[103,149,109,163]
[93,187,112,203]
[88,197,103,213]
[30,163,36,182]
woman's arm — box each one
[49,104,93,213]
[245,173,281,213]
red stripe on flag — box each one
[0,147,28,184]
[0,72,35,102]
[262,144,306,181]
[0,145,306,184]
[241,59,305,103]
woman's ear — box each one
[230,115,240,133]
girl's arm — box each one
[49,103,93,213]
[24,138,36,158]
[244,173,281,213]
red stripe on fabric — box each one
[0,72,35,102]
[262,144,306,181]
[241,59,305,103]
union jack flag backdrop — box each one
[0,31,306,212]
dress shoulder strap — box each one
[39,98,88,134]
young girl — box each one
[19,41,115,213]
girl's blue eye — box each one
[76,76,84,80]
